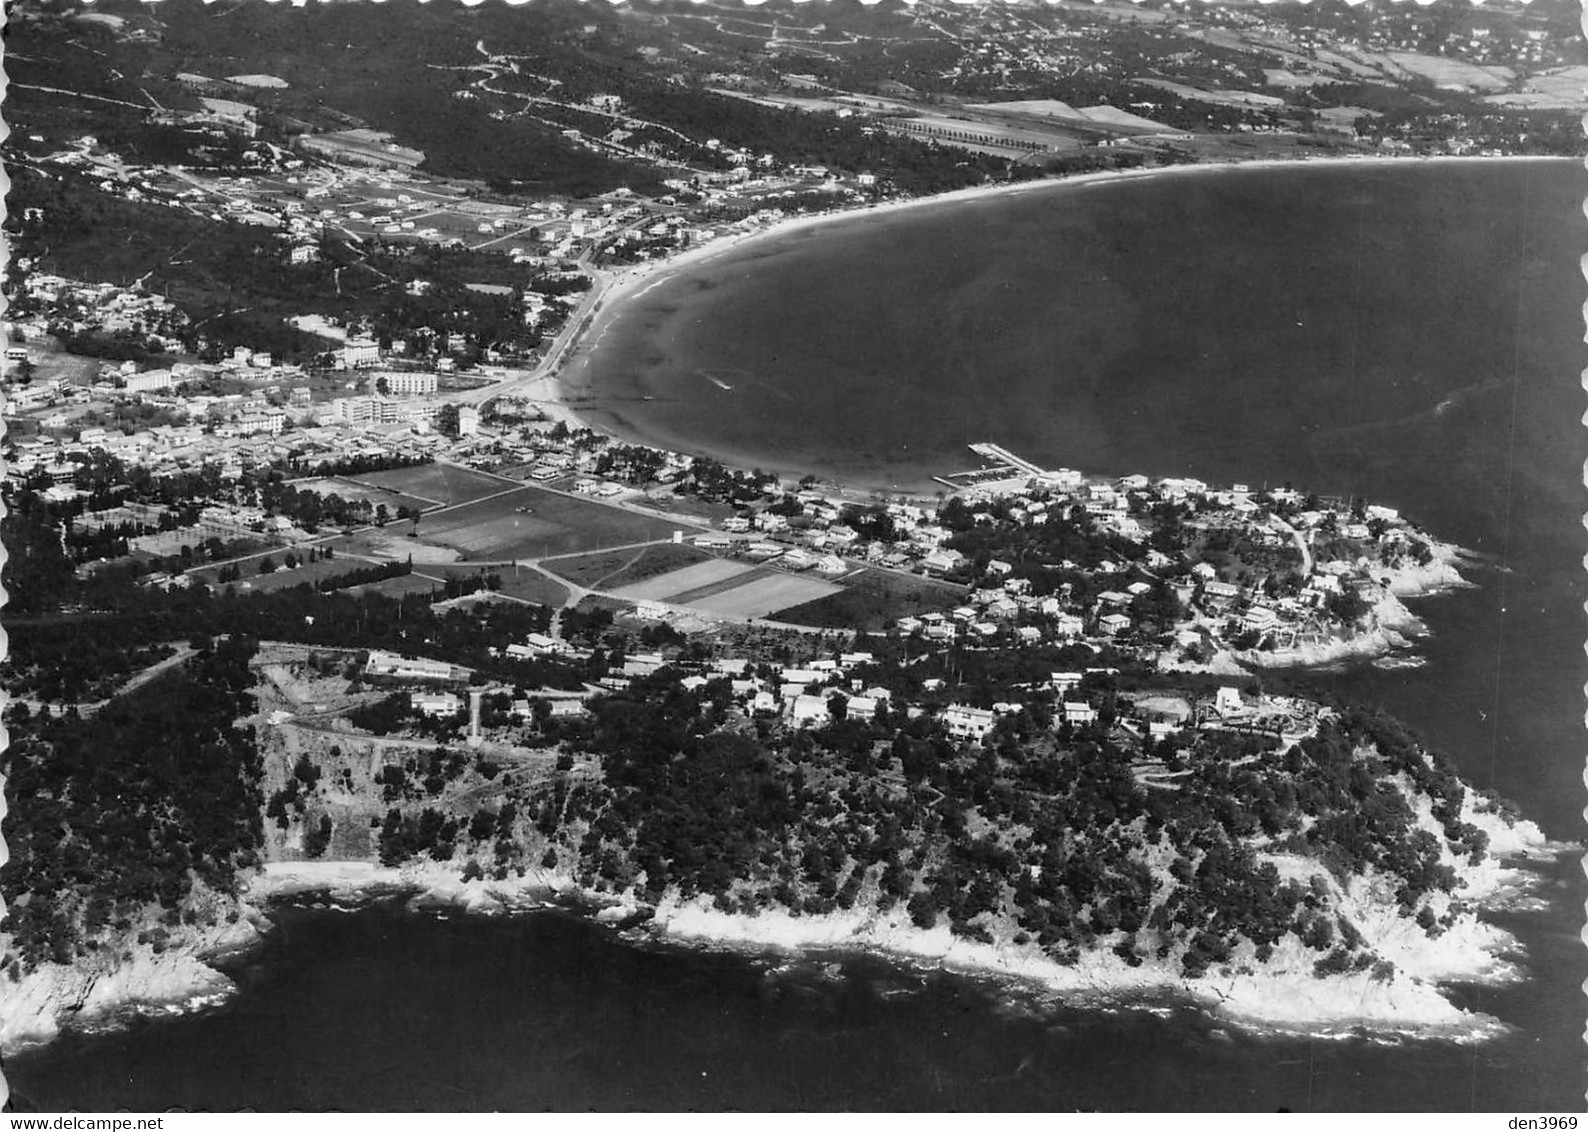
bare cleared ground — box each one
[251,648,580,865]
[688,573,842,619]
[610,558,753,601]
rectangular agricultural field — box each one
[411,484,696,561]
[356,463,514,508]
[198,554,378,595]
[610,558,753,602]
[660,565,776,607]
[771,567,965,630]
[688,574,843,620]
[415,563,571,608]
[544,543,712,590]
[292,477,431,513]
[488,570,571,608]
[344,573,450,600]
[198,552,416,596]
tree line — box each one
[1,636,266,974]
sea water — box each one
[8,158,1585,1112]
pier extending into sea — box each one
[935,442,1052,491]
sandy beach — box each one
[539,153,1551,458]
[6,155,1572,1063]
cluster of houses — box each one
[354,637,1332,764]
[64,494,305,582]
[9,273,186,349]
[705,493,957,576]
[4,276,501,489]
[151,132,643,265]
[803,466,1439,668]
[7,274,1435,684]
[9,272,300,409]
[364,649,465,684]
[5,413,424,495]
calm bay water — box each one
[6,880,1583,1112]
[7,158,1585,1111]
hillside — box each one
[2,635,1550,1049]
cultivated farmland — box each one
[195,554,385,594]
[543,543,711,590]
[344,573,450,600]
[610,558,753,602]
[772,567,964,630]
[329,531,462,563]
[409,484,696,560]
[659,565,777,607]
[415,563,571,608]
[292,476,430,513]
[688,573,843,620]
[356,463,513,508]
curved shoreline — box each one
[5,155,1575,1065]
[2,806,1566,1057]
[242,815,1565,1046]
[545,153,1573,492]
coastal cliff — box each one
[0,512,1553,1057]
[2,704,1554,1055]
[601,757,1552,1041]
[1229,539,1474,671]
[0,893,264,1054]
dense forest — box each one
[353,650,1500,982]
[1,462,1523,992]
[1,580,572,701]
[1,636,266,973]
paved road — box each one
[451,274,612,409]
[13,644,196,718]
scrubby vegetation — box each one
[1,636,265,972]
[354,652,1496,981]
[0,476,1520,994]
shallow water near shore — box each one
[571,155,1588,833]
[7,158,1586,1110]
[569,159,1580,503]
[6,858,1583,1112]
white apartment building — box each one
[342,337,380,369]
[125,369,176,394]
[372,370,438,396]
